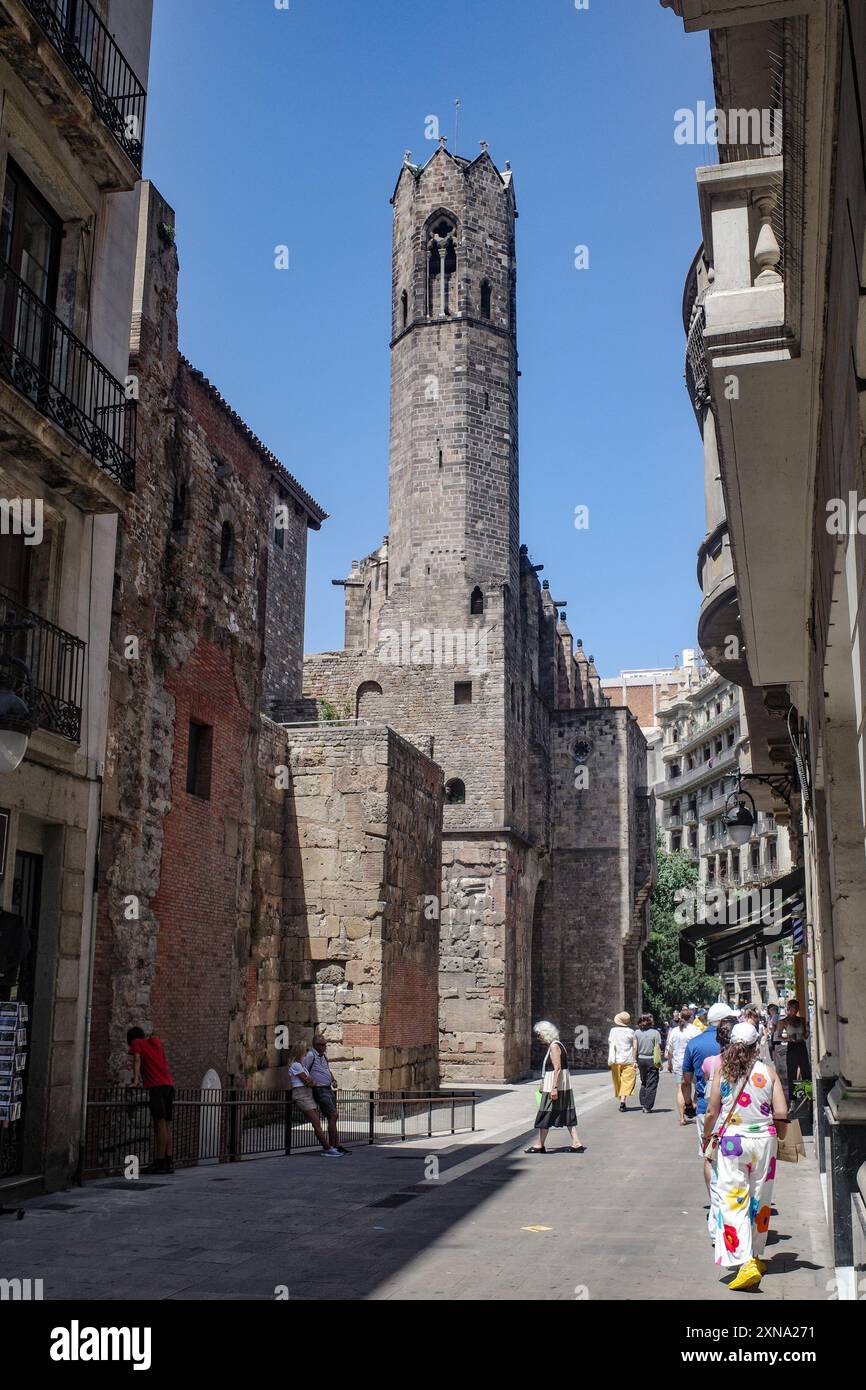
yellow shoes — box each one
[728,1259,763,1291]
[755,1258,768,1275]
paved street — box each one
[1,1071,830,1301]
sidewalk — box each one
[0,1071,831,1301]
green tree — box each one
[643,834,721,1024]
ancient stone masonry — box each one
[296,145,656,1081]
[89,182,326,1087]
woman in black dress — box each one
[525,1021,585,1154]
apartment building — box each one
[0,0,152,1196]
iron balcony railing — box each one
[665,745,739,794]
[664,704,740,756]
[23,0,146,170]
[81,1086,479,1177]
[0,255,135,490]
[0,594,85,742]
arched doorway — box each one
[355,680,382,720]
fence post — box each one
[227,1087,238,1164]
[428,1099,432,1138]
[472,1092,476,1132]
[284,1090,292,1156]
[368,1092,375,1145]
[400,1098,406,1142]
[451,1096,455,1135]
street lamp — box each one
[724,787,756,846]
[0,618,36,773]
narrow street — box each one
[2,1072,830,1302]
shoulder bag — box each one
[702,1071,750,1158]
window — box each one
[186,721,213,799]
[470,586,484,615]
[1,160,61,312]
[171,480,188,533]
[427,217,457,317]
[401,289,408,329]
[444,778,465,804]
[480,279,492,319]
[454,681,472,705]
[219,520,235,575]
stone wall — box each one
[245,720,442,1090]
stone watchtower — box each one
[388,142,518,596]
[298,143,654,1083]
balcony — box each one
[0,255,135,495]
[0,594,85,743]
[22,0,144,168]
[665,743,740,793]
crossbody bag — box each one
[702,1071,750,1158]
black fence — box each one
[0,596,85,742]
[23,0,147,169]
[81,1087,478,1178]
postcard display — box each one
[0,1000,27,1123]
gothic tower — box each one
[388,142,519,594]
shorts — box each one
[313,1085,337,1118]
[147,1085,174,1122]
[292,1086,317,1115]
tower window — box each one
[445,778,466,805]
[219,521,235,575]
[427,217,457,317]
[480,280,492,319]
[171,480,188,532]
[454,681,472,705]
[470,586,484,615]
[186,720,213,799]
[401,290,408,329]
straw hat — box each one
[614,1012,631,1027]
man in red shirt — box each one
[127,1027,175,1174]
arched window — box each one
[219,520,235,575]
[401,290,408,329]
[427,217,457,317]
[445,778,465,805]
[356,680,382,720]
[470,585,484,615]
[480,280,492,319]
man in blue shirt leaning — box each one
[682,1001,738,1240]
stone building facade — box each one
[89,181,327,1089]
[294,144,655,1079]
[0,0,152,1196]
[663,0,866,1292]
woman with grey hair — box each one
[525,1021,585,1154]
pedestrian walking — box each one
[608,1011,637,1112]
[288,1041,340,1156]
[766,1003,780,1063]
[525,1021,585,1153]
[303,1034,351,1155]
[127,1027,175,1174]
[634,1013,662,1113]
[702,1021,789,1290]
[775,999,811,1098]
[699,1014,736,1240]
[683,1002,738,1242]
[665,1006,700,1124]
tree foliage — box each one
[643,835,721,1023]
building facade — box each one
[0,0,152,1196]
[293,143,655,1080]
[664,0,866,1293]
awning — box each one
[680,867,805,963]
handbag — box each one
[652,1038,662,1067]
[777,1117,806,1164]
[703,1072,750,1158]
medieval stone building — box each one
[282,144,655,1081]
[88,147,654,1101]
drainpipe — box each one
[75,767,103,1184]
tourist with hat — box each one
[607,1011,638,1112]
[702,1020,789,1290]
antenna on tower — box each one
[454,98,461,152]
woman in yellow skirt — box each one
[608,1011,638,1112]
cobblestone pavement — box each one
[0,1071,831,1301]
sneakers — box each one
[322,1147,342,1158]
[728,1259,762,1291]
[336,1145,351,1155]
[755,1258,768,1275]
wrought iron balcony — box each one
[0,255,135,490]
[0,594,85,743]
[22,0,146,170]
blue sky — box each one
[145,0,713,675]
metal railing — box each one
[0,255,135,489]
[23,0,146,170]
[0,594,85,742]
[685,298,711,427]
[81,1087,478,1177]
[664,745,739,793]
